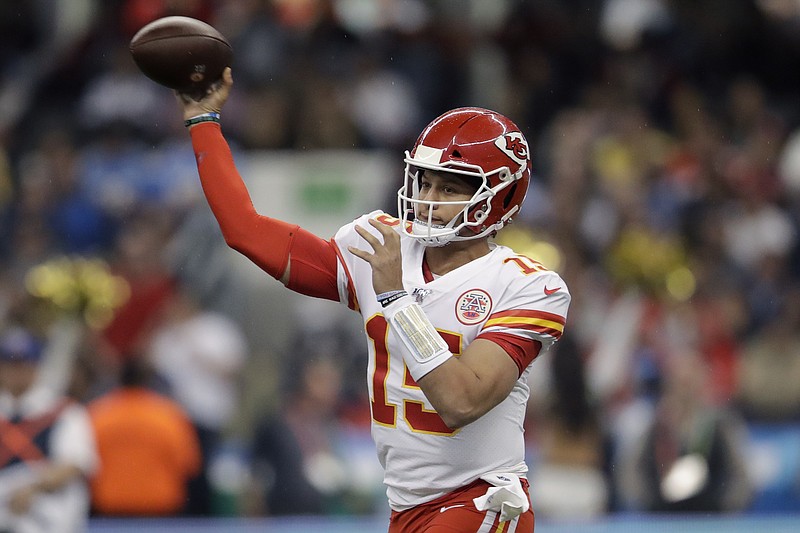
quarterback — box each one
[178,67,569,532]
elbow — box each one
[429,379,512,429]
[439,414,470,431]
[420,378,490,429]
[215,208,262,254]
[222,230,263,266]
[223,235,246,255]
[436,402,483,430]
[220,227,251,255]
[220,226,289,282]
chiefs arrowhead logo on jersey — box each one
[455,289,493,325]
[494,132,528,166]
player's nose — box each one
[419,187,443,203]
[418,202,438,219]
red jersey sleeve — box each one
[189,122,339,301]
[477,331,542,376]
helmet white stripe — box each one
[412,144,445,164]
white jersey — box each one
[0,387,98,533]
[332,211,570,511]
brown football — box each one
[129,16,232,99]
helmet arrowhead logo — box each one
[495,132,528,166]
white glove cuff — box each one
[383,295,451,380]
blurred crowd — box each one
[2,0,800,525]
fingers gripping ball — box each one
[130,16,232,100]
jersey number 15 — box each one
[366,315,461,437]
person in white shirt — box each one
[0,326,98,533]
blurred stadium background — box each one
[2,0,800,531]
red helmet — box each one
[398,107,531,246]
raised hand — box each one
[176,67,233,121]
[348,218,405,295]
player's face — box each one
[415,170,479,227]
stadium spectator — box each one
[248,351,346,516]
[618,351,753,513]
[98,210,178,361]
[527,335,609,519]
[246,326,382,517]
[147,285,248,516]
[0,325,98,533]
[88,357,202,516]
[736,288,800,422]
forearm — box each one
[190,123,261,240]
[382,295,518,428]
[189,122,296,278]
[416,359,497,429]
[416,341,518,429]
[180,70,301,277]
[189,122,340,299]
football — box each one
[129,16,232,99]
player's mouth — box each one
[416,216,445,227]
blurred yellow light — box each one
[666,267,696,302]
[496,226,564,271]
[24,255,131,329]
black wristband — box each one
[378,290,408,308]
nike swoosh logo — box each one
[440,504,466,513]
[544,286,561,295]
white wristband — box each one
[383,295,452,380]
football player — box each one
[177,67,570,532]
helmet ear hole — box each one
[452,150,462,159]
[503,183,518,209]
